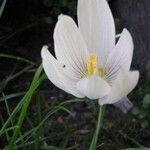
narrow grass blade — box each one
[0,92,26,102]
[15,99,84,144]
[7,65,45,149]
[0,0,7,17]
[0,98,24,136]
[119,148,150,150]
[0,53,35,65]
[0,65,33,93]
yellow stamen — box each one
[85,53,107,77]
[86,53,98,75]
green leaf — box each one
[143,94,150,109]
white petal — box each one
[101,69,139,104]
[77,0,115,66]
[113,97,133,113]
[76,76,111,99]
[54,15,89,79]
[41,46,85,98]
[105,29,134,80]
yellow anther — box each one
[86,53,98,75]
[85,53,108,77]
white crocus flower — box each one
[41,0,139,105]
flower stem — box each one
[90,105,106,150]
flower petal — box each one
[105,29,134,80]
[113,97,133,113]
[54,15,89,79]
[41,46,85,98]
[76,76,111,99]
[77,0,115,66]
[99,69,139,105]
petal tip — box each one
[122,28,133,41]
[123,28,128,32]
[41,45,49,59]
[134,70,140,82]
[131,70,140,81]
[58,14,64,20]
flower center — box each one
[85,53,107,77]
